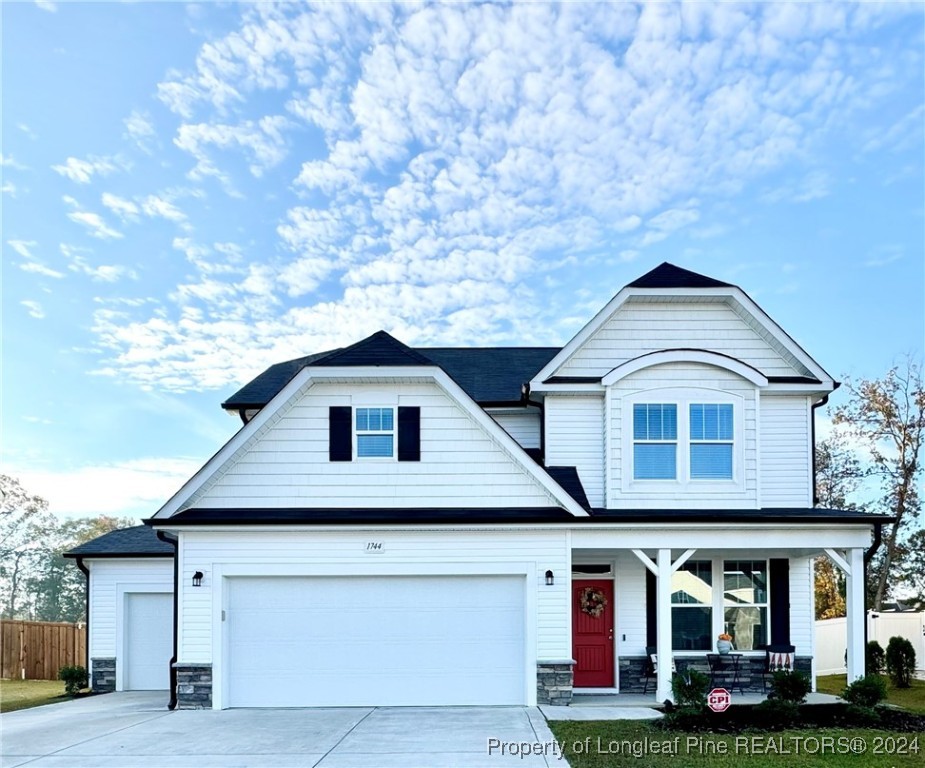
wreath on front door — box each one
[579,587,608,617]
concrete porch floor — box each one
[541,691,842,721]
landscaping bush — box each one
[845,703,883,727]
[767,670,812,703]
[754,698,800,728]
[885,636,916,688]
[843,674,887,708]
[58,665,88,696]
[670,669,710,712]
[866,640,885,675]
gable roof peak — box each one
[627,262,734,290]
[310,329,435,367]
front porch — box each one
[546,520,876,705]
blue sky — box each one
[2,1,923,520]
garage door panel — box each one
[226,575,525,707]
[125,593,172,691]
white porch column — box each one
[656,548,673,702]
[845,547,866,682]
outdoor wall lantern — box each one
[545,570,554,586]
[192,571,204,587]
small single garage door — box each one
[226,575,525,707]
[124,592,172,690]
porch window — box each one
[723,559,769,650]
[689,403,734,479]
[671,560,712,651]
[633,404,677,479]
[355,407,395,458]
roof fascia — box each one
[153,365,587,519]
[601,349,769,387]
[530,383,605,394]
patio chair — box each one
[763,644,796,690]
[642,646,676,694]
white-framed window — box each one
[633,404,678,480]
[723,559,769,651]
[623,390,743,490]
[669,558,771,652]
[355,407,395,458]
[689,403,734,479]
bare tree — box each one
[0,475,54,617]
[833,358,925,610]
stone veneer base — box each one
[618,655,812,694]
[537,661,575,705]
[90,658,116,693]
[175,663,212,709]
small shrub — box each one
[754,698,800,728]
[885,636,916,688]
[845,704,882,727]
[866,640,885,675]
[671,669,710,712]
[661,706,712,731]
[843,674,887,708]
[767,670,811,703]
[58,665,88,696]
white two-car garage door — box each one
[225,575,525,707]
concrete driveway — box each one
[1,692,566,767]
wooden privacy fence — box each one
[0,620,86,680]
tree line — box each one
[0,474,135,622]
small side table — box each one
[706,653,745,693]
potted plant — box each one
[716,633,734,654]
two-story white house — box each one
[66,263,888,709]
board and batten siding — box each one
[760,395,812,508]
[177,529,570,665]
[608,362,758,509]
[489,410,541,449]
[559,300,802,378]
[85,559,173,680]
[190,382,558,509]
[789,556,814,655]
[545,395,605,508]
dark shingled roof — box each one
[223,343,560,409]
[628,262,734,289]
[544,467,590,510]
[587,508,894,524]
[64,525,174,558]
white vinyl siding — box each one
[84,558,173,690]
[190,382,558,509]
[614,551,648,657]
[760,395,813,508]
[490,410,541,449]
[789,556,814,655]
[559,299,803,378]
[545,395,605,508]
[177,528,570,669]
[609,363,758,508]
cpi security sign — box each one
[707,687,731,713]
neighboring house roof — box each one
[627,262,734,289]
[145,507,892,528]
[223,339,560,409]
[63,525,174,558]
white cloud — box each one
[7,239,38,259]
[21,300,45,319]
[0,153,28,170]
[19,262,65,279]
[34,1,57,12]
[101,192,140,220]
[67,210,123,239]
[1,181,19,198]
[52,155,126,184]
[123,110,157,152]
[90,2,922,392]
[865,245,904,268]
[11,458,203,519]
[141,194,187,222]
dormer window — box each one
[633,404,678,479]
[356,407,395,458]
[689,403,733,479]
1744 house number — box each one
[365,541,385,553]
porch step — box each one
[571,693,658,707]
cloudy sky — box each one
[3,1,923,520]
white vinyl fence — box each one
[815,611,925,676]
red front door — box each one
[572,579,615,687]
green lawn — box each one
[0,679,74,713]
[548,721,923,768]
[817,674,925,714]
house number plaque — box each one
[364,541,385,553]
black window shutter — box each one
[769,558,790,645]
[397,406,421,462]
[646,569,657,647]
[329,406,352,461]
